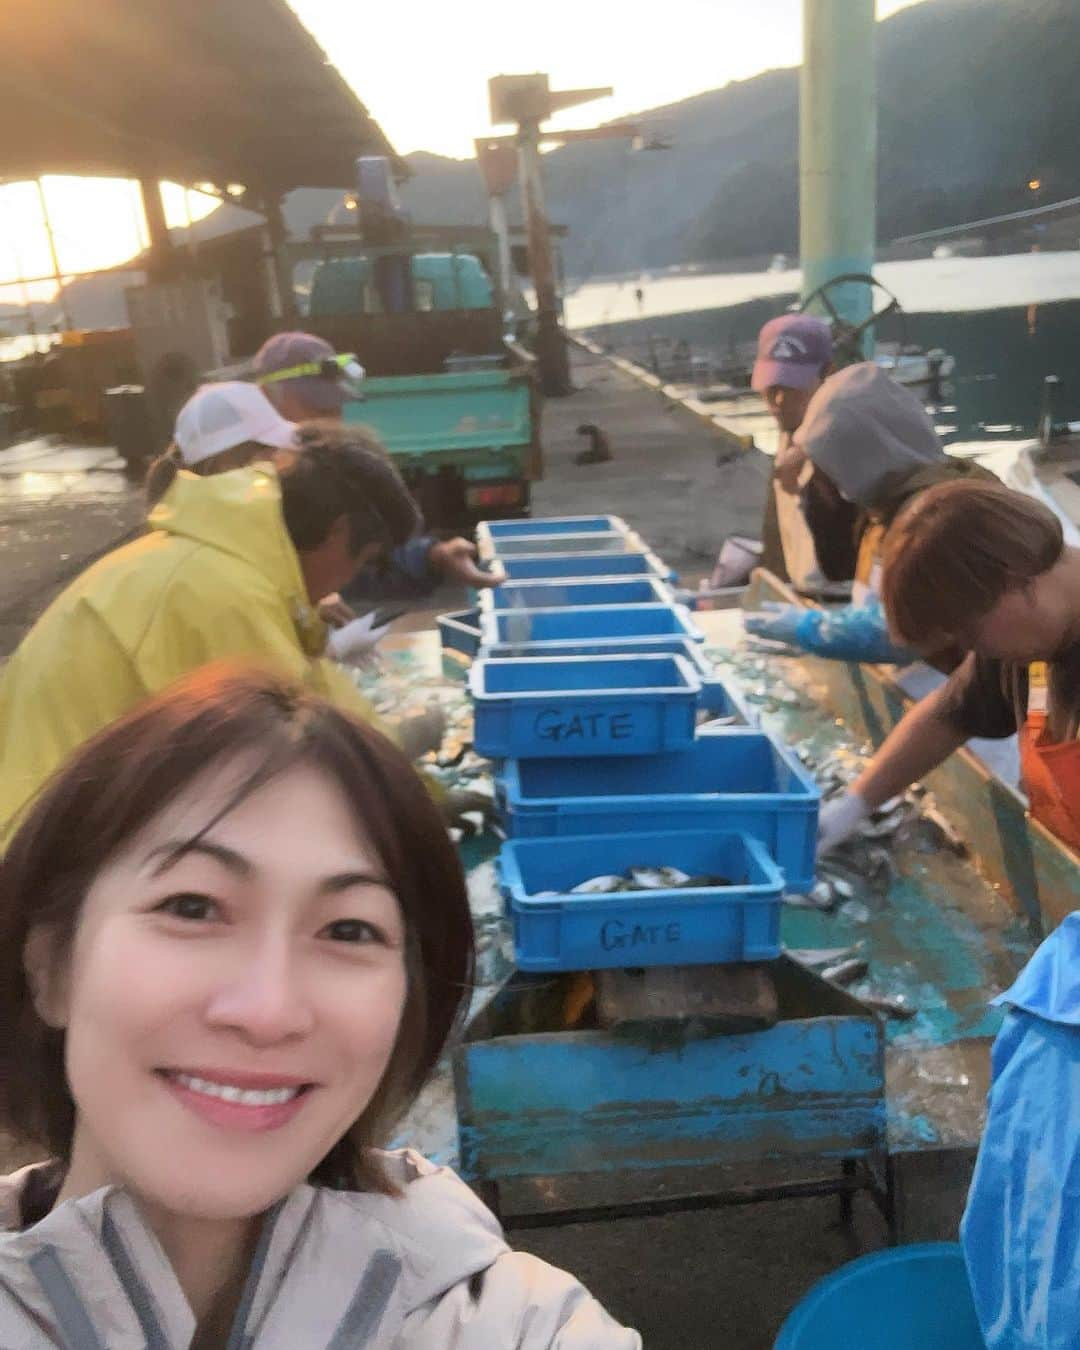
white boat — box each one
[965,436,1080,544]
[874,346,956,387]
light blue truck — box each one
[290,235,542,530]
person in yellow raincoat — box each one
[0,415,426,845]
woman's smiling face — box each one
[45,758,408,1220]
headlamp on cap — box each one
[257,352,366,400]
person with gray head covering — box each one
[796,361,945,511]
[744,361,996,672]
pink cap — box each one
[751,314,833,392]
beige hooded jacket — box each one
[0,1150,639,1348]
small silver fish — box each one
[784,885,834,911]
[865,845,896,878]
[571,874,625,894]
[918,807,968,856]
[629,866,692,889]
[857,992,916,1021]
[821,957,870,986]
[839,898,872,924]
[810,880,835,906]
[788,946,861,967]
[859,812,906,839]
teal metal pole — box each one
[800,0,877,352]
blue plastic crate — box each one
[497,548,674,582]
[482,575,674,613]
[482,514,628,539]
[496,729,819,892]
[477,516,636,562]
[481,603,703,652]
[498,829,785,971]
[485,533,636,560]
[696,671,756,722]
[438,607,481,658]
[469,653,700,759]
[439,613,750,721]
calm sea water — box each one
[574,283,1080,445]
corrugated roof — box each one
[0,0,400,190]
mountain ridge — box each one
[397,0,1080,278]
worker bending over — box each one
[809,478,1080,1346]
[255,331,498,599]
[0,419,436,844]
[747,362,992,663]
[819,480,1080,854]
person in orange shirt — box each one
[818,480,1080,854]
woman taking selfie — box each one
[0,667,638,1348]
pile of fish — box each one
[791,741,966,916]
[563,866,731,895]
[708,648,810,715]
[349,648,500,841]
[699,643,967,1025]
[787,944,916,1021]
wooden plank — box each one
[594,963,779,1032]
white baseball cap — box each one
[174,381,299,466]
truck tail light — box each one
[466,483,523,509]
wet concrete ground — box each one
[532,348,771,581]
[0,350,771,655]
[0,436,141,657]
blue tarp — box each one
[961,913,1080,1349]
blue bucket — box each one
[775,1244,984,1349]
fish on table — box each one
[567,867,730,895]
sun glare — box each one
[0,177,219,305]
[0,0,928,312]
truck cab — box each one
[286,227,542,530]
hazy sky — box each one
[0,0,928,303]
[291,0,927,158]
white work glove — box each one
[326,612,392,666]
[817,791,871,857]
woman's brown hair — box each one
[882,480,1065,647]
[0,665,474,1194]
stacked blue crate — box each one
[468,653,702,759]
[449,516,818,973]
[481,575,675,612]
[496,730,818,893]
